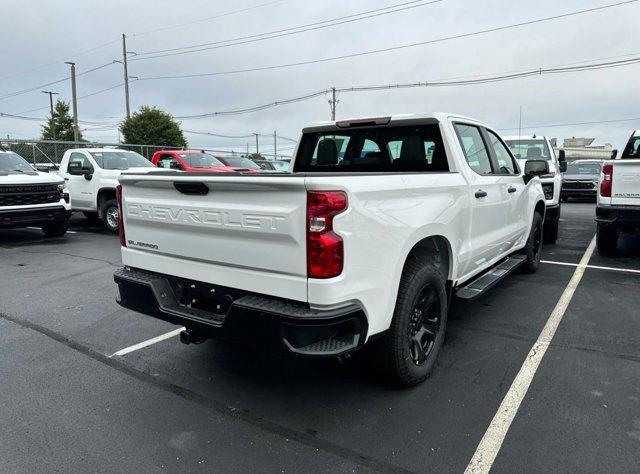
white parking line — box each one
[465,235,597,473]
[542,259,640,275]
[110,327,185,357]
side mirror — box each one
[523,159,549,184]
[67,161,84,175]
[170,161,182,170]
[83,170,93,181]
[611,149,618,160]
[558,149,567,172]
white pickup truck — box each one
[504,135,567,243]
[59,148,155,232]
[113,113,548,386]
[596,130,640,254]
[0,149,70,236]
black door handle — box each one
[508,186,517,193]
[475,190,487,198]
[64,177,69,181]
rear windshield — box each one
[566,163,600,175]
[622,136,640,159]
[90,151,154,169]
[294,124,449,172]
[504,139,551,160]
[221,157,261,169]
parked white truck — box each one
[0,149,70,236]
[113,113,548,386]
[504,135,567,243]
[596,130,640,254]
[58,148,154,232]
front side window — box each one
[487,130,517,174]
[89,151,153,169]
[157,155,179,169]
[294,124,449,172]
[454,123,492,175]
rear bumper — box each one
[114,267,368,357]
[0,206,71,229]
[596,205,640,228]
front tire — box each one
[377,259,448,387]
[521,212,543,274]
[597,224,618,255]
[101,199,119,233]
[42,219,69,237]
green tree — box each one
[41,100,82,142]
[120,106,187,147]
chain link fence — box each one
[0,139,292,166]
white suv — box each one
[504,135,567,243]
[58,148,155,232]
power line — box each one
[0,38,120,83]
[132,0,287,37]
[131,0,442,61]
[169,55,640,119]
[0,61,117,102]
[498,117,640,131]
[138,0,638,81]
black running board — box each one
[455,255,526,300]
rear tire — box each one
[376,259,448,387]
[597,224,618,255]
[521,212,543,274]
[101,199,119,233]
[42,219,69,237]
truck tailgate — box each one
[612,160,640,205]
[119,173,308,299]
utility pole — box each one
[65,62,79,142]
[122,33,131,119]
[273,131,277,160]
[254,133,259,154]
[329,87,338,121]
[41,90,59,139]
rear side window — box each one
[294,124,449,172]
[622,135,640,159]
[454,123,492,175]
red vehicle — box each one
[150,150,257,173]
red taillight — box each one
[306,191,348,279]
[600,163,613,197]
[116,185,126,246]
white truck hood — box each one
[0,171,63,185]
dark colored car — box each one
[561,160,602,202]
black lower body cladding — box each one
[0,205,70,229]
[113,267,368,357]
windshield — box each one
[565,163,601,175]
[181,152,224,168]
[0,152,34,173]
[220,157,261,169]
[90,151,154,170]
[505,139,551,160]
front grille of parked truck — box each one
[0,184,62,207]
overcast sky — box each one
[1,0,639,155]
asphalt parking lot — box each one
[1,202,639,473]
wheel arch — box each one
[97,187,117,212]
[403,235,453,295]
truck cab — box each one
[504,135,566,243]
[595,130,640,254]
[59,148,155,233]
[0,149,70,236]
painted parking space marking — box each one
[466,235,597,473]
[111,327,185,357]
[542,259,640,275]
